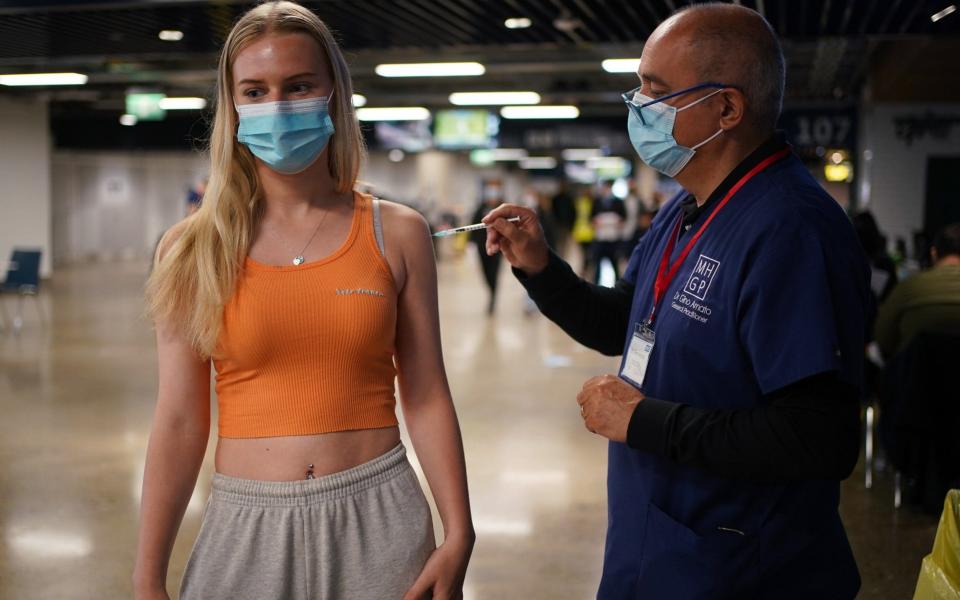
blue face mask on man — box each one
[623,82,730,178]
[236,92,335,174]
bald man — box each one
[484,4,869,599]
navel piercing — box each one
[305,464,315,480]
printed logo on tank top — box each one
[670,254,719,324]
[336,288,386,298]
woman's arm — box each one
[380,202,474,600]
[133,322,211,597]
[133,231,213,598]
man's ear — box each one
[718,88,746,131]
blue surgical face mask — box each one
[236,93,335,175]
[623,83,727,178]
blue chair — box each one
[1,248,45,334]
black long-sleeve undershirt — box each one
[514,251,861,482]
[516,251,633,356]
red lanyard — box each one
[647,147,791,325]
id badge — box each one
[620,321,655,388]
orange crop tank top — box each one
[213,192,399,438]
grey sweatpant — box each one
[179,443,435,600]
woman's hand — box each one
[402,531,475,600]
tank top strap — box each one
[372,197,386,255]
[353,191,390,263]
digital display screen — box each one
[433,110,499,149]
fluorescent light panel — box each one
[931,5,957,21]
[352,93,367,107]
[0,72,87,86]
[449,91,540,106]
[520,157,557,169]
[501,105,579,119]
[562,148,604,161]
[119,114,137,126]
[504,17,532,29]
[158,97,206,110]
[356,107,431,121]
[490,148,528,161]
[601,58,642,74]
[158,30,183,41]
[375,62,485,78]
[587,157,630,170]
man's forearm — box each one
[626,373,861,481]
[515,251,634,356]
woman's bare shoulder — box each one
[377,199,430,238]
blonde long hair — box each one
[145,1,365,357]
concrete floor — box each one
[0,250,940,599]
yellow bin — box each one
[915,489,960,600]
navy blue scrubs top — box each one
[600,150,869,599]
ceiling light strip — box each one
[375,62,485,78]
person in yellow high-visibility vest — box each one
[572,186,596,278]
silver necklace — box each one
[291,206,331,266]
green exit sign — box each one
[125,93,166,121]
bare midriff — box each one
[215,426,401,481]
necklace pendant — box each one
[292,255,305,266]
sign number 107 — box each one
[794,115,852,148]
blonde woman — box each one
[133,2,473,599]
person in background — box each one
[186,178,207,215]
[874,223,960,359]
[551,181,576,258]
[913,230,934,271]
[590,180,626,284]
[852,211,898,401]
[431,210,460,259]
[853,211,898,303]
[472,180,504,315]
[628,206,655,251]
[620,179,640,241]
[620,179,644,272]
[892,237,908,267]
[572,184,596,279]
[520,188,560,317]
[526,187,557,252]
